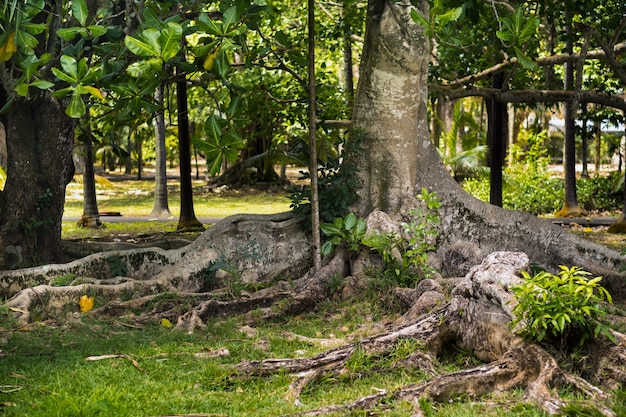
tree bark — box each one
[77,121,101,228]
[176,76,203,230]
[352,0,430,215]
[149,84,172,219]
[0,97,75,269]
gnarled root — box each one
[235,251,623,416]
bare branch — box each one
[442,41,626,87]
[431,84,626,112]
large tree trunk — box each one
[352,0,430,216]
[350,0,626,300]
[0,97,75,269]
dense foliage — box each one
[511,266,614,347]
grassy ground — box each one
[1,298,560,417]
[3,175,625,415]
[62,174,292,241]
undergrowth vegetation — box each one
[462,133,622,215]
[0,298,576,417]
[3,295,624,416]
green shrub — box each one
[320,212,366,256]
[363,188,441,287]
[289,132,363,224]
[510,266,614,347]
[462,131,622,215]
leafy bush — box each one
[577,174,622,212]
[320,212,366,256]
[462,130,622,215]
[289,132,363,224]
[363,188,441,287]
[510,266,614,347]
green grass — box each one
[64,178,291,218]
[62,177,292,240]
[3,298,619,417]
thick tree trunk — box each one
[0,97,75,269]
[352,0,430,216]
[350,0,626,300]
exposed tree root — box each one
[235,252,625,416]
[2,213,314,325]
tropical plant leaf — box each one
[160,22,182,61]
[71,0,88,26]
[125,34,159,57]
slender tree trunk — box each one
[0,97,75,268]
[125,135,133,175]
[176,75,202,230]
[557,15,584,217]
[308,0,321,271]
[595,115,602,176]
[136,134,143,180]
[581,110,589,178]
[342,7,355,108]
[78,116,101,228]
[150,84,172,218]
[487,72,507,207]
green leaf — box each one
[160,22,182,62]
[227,94,242,118]
[87,25,108,37]
[518,15,538,41]
[30,79,54,90]
[222,6,239,32]
[59,55,79,80]
[199,12,223,36]
[22,23,46,35]
[514,46,536,69]
[496,30,515,43]
[15,29,38,49]
[57,27,81,41]
[204,114,222,142]
[15,83,29,97]
[0,96,13,114]
[66,90,86,118]
[436,7,462,27]
[52,67,77,84]
[321,240,335,257]
[212,51,230,77]
[125,34,159,57]
[320,223,341,236]
[344,213,357,231]
[410,9,429,28]
[71,0,89,26]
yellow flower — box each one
[79,295,95,313]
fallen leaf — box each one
[79,295,94,313]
